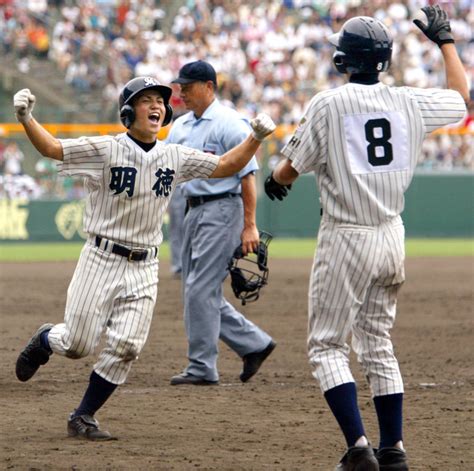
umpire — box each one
[167,60,276,385]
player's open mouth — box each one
[148,113,160,124]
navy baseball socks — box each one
[325,383,379,470]
[373,393,403,449]
[68,371,117,440]
[326,386,408,470]
[40,329,52,352]
[373,393,409,470]
[324,382,366,447]
[73,371,118,418]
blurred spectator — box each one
[100,82,121,122]
[27,19,49,57]
[34,156,58,198]
[3,142,24,175]
[27,0,47,19]
[0,173,42,199]
[65,56,91,91]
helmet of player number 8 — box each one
[119,76,173,129]
[329,16,393,74]
[228,231,272,306]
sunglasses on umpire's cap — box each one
[171,60,217,85]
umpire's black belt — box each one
[187,192,240,208]
[95,236,157,262]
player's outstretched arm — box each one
[210,113,275,178]
[413,5,469,104]
[13,89,63,161]
[440,44,470,104]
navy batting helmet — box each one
[119,77,173,128]
[328,16,393,74]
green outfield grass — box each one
[0,239,472,262]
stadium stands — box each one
[0,0,472,199]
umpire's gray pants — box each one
[168,185,186,275]
[181,195,272,381]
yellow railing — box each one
[1,122,471,138]
[0,123,169,138]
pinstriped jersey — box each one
[282,83,466,225]
[57,133,219,248]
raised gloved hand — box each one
[250,113,276,141]
[413,5,454,47]
[14,88,36,124]
[264,171,292,201]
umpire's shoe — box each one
[67,413,115,441]
[240,340,276,383]
[15,323,54,382]
[376,447,409,471]
[170,373,219,386]
[335,446,379,471]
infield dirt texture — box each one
[1,257,472,470]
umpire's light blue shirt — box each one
[165,99,258,197]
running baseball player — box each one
[264,8,468,471]
[13,77,275,440]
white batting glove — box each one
[250,113,276,141]
[14,88,36,124]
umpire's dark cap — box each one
[172,60,217,85]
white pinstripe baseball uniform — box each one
[47,133,219,384]
[281,83,466,395]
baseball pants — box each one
[48,238,159,385]
[181,196,272,381]
[308,215,405,397]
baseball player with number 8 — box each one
[265,6,468,471]
[13,77,275,440]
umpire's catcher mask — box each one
[228,231,272,306]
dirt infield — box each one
[1,257,473,470]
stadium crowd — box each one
[0,0,472,199]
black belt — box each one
[187,192,240,208]
[95,236,153,262]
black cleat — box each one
[15,323,54,382]
[335,446,379,471]
[170,373,219,386]
[67,413,115,441]
[240,340,276,383]
[376,447,409,471]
